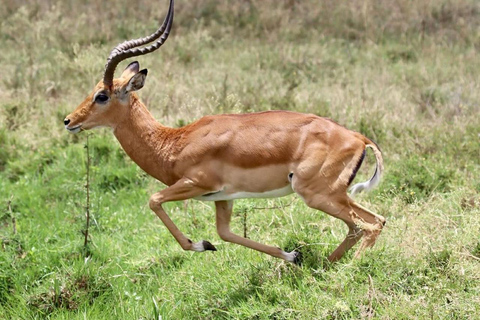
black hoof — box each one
[202,240,217,251]
[292,251,302,265]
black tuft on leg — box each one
[288,172,294,182]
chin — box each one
[65,125,82,134]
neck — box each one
[113,95,178,185]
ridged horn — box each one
[103,0,174,87]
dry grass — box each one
[1,0,479,318]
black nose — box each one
[64,118,70,126]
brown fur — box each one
[65,65,386,263]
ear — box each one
[120,61,140,79]
[125,69,148,92]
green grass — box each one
[1,0,480,318]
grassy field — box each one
[1,0,480,318]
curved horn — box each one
[103,0,174,87]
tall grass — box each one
[1,0,479,318]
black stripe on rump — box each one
[348,149,366,186]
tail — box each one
[349,139,384,196]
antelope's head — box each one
[64,0,174,133]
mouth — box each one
[65,124,82,134]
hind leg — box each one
[307,195,384,261]
[349,201,386,259]
[290,142,385,261]
[292,177,385,261]
[328,223,363,262]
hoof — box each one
[284,250,302,265]
[202,240,217,251]
[292,251,302,265]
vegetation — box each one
[1,0,479,318]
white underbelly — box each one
[194,185,294,201]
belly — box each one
[194,184,294,201]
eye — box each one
[95,94,109,104]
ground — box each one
[1,0,479,318]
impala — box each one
[64,0,386,263]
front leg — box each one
[215,201,300,263]
[149,177,217,252]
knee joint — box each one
[149,194,164,211]
[374,216,386,229]
[217,228,232,242]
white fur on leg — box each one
[282,250,300,263]
[191,240,217,252]
[191,241,207,252]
